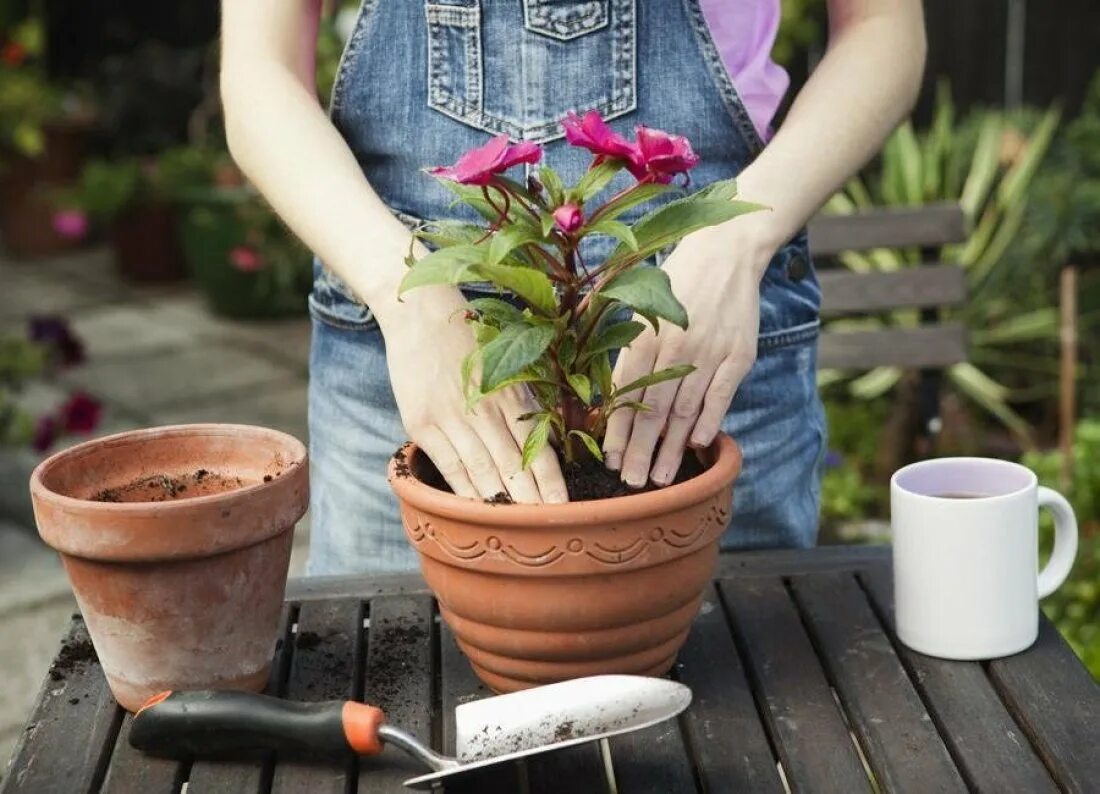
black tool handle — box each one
[129,691,385,760]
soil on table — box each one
[396,446,707,502]
[49,631,97,683]
[89,468,273,503]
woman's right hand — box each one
[379,285,569,505]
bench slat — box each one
[819,266,967,315]
[809,203,968,255]
[819,324,967,369]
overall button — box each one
[787,253,809,282]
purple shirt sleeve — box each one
[698,0,789,142]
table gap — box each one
[712,579,788,785]
[853,571,988,792]
[430,603,443,757]
[667,664,707,794]
[781,575,882,792]
[91,703,127,794]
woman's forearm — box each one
[220,0,435,322]
[731,0,927,266]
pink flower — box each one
[562,111,643,177]
[429,134,543,186]
[59,392,102,434]
[32,415,57,453]
[52,210,89,241]
[634,126,700,183]
[552,203,584,234]
[229,245,265,273]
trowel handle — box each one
[129,691,385,760]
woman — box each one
[221,0,925,575]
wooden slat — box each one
[987,620,1100,793]
[717,546,890,577]
[673,585,784,793]
[270,599,363,794]
[357,595,434,792]
[607,717,697,794]
[525,737,609,792]
[789,572,966,793]
[819,324,968,369]
[720,577,872,793]
[185,605,295,793]
[438,620,520,794]
[100,713,188,794]
[286,572,429,603]
[860,568,1058,793]
[808,203,968,255]
[1,616,123,794]
[819,266,967,316]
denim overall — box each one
[307,0,826,575]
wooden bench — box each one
[809,201,969,370]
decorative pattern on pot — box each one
[388,434,742,693]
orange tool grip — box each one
[342,702,385,755]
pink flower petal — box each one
[552,203,584,234]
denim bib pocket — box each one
[425,0,636,142]
[309,259,380,332]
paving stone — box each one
[151,377,308,442]
[0,257,124,322]
[68,303,202,358]
[0,522,70,612]
[58,344,299,415]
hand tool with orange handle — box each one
[129,675,691,790]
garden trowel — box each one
[129,674,691,789]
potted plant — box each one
[170,147,312,319]
[30,423,308,712]
[0,18,94,257]
[54,155,188,282]
[388,112,762,692]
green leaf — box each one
[471,322,500,344]
[591,352,614,401]
[540,212,556,237]
[414,220,485,249]
[474,262,558,315]
[488,225,543,264]
[399,245,485,293]
[460,350,479,407]
[440,181,504,223]
[959,116,1002,220]
[607,197,767,264]
[585,219,638,251]
[467,297,523,325]
[521,414,553,470]
[613,364,695,398]
[539,166,565,206]
[571,160,620,203]
[600,267,688,329]
[697,177,739,202]
[583,320,645,358]
[558,333,577,368]
[568,430,603,462]
[480,323,556,391]
[593,183,677,224]
[567,373,592,405]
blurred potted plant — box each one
[170,147,311,319]
[0,18,94,257]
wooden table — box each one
[5,546,1098,793]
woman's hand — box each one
[377,276,569,505]
[602,221,774,489]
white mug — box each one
[891,457,1078,660]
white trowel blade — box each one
[403,675,691,789]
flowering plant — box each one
[402,111,763,467]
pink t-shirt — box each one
[699,0,789,141]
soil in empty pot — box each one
[91,469,256,503]
[402,448,706,502]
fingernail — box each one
[623,473,645,489]
[546,490,568,504]
[689,435,708,449]
[651,469,670,486]
[605,453,622,471]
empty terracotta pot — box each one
[388,434,741,692]
[30,424,308,711]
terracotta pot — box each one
[0,124,90,258]
[30,424,308,712]
[111,203,186,282]
[388,434,741,692]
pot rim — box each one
[30,423,307,515]
[388,433,741,526]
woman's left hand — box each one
[602,221,775,488]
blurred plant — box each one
[0,18,60,160]
[823,82,1076,448]
[818,398,889,527]
[1025,419,1100,679]
[772,0,826,68]
[1,317,101,452]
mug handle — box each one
[1036,486,1079,599]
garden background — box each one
[1,0,1098,776]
